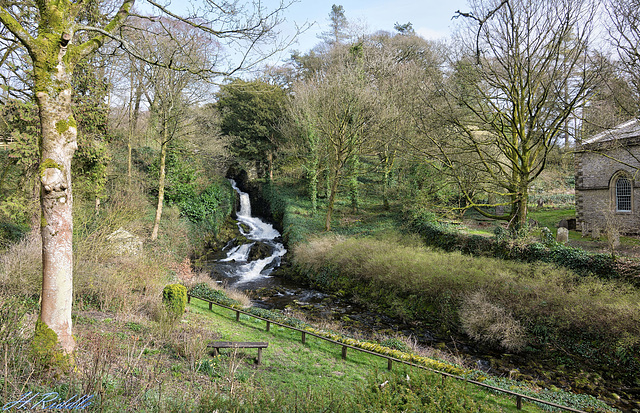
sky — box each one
[274,0,470,58]
[144,0,471,67]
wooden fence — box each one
[187,293,587,413]
[0,137,14,150]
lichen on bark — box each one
[55,119,68,134]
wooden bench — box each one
[208,341,268,365]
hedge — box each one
[407,208,640,286]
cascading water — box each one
[212,180,286,287]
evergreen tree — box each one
[217,79,287,179]
[319,5,349,45]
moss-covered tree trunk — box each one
[307,153,319,212]
[36,80,77,355]
[347,154,359,213]
[325,166,340,231]
[0,0,133,355]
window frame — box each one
[611,172,633,214]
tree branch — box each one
[453,0,509,64]
[0,6,37,55]
[75,0,135,61]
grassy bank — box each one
[0,278,607,412]
[291,234,640,407]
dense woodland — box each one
[1,0,640,411]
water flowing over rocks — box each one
[204,180,286,288]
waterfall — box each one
[216,180,286,286]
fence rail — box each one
[187,293,586,413]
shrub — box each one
[407,207,630,284]
[162,284,187,320]
[0,220,28,248]
[189,282,247,309]
[179,180,234,234]
[379,337,411,353]
[354,369,490,412]
[460,291,527,352]
[260,180,287,224]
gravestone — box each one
[556,227,569,244]
[558,219,568,229]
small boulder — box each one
[249,242,272,261]
[107,227,142,255]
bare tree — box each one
[606,0,640,119]
[434,0,600,226]
[290,48,389,230]
[128,18,213,241]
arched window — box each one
[616,176,632,212]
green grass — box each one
[528,207,575,231]
[187,296,550,412]
[275,178,404,245]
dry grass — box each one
[460,291,527,352]
[293,234,346,268]
[0,231,41,297]
[293,234,640,357]
[74,254,167,314]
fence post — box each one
[266,321,271,332]
[236,311,240,322]
[342,346,347,360]
[387,358,392,371]
[187,295,191,303]
[302,331,306,344]
[516,395,522,410]
[209,302,212,311]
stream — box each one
[207,181,355,312]
[202,180,635,411]
[205,181,399,327]
[204,181,488,362]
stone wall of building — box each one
[575,143,640,235]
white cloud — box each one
[416,27,448,40]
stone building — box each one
[575,119,640,235]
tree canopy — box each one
[217,78,287,179]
